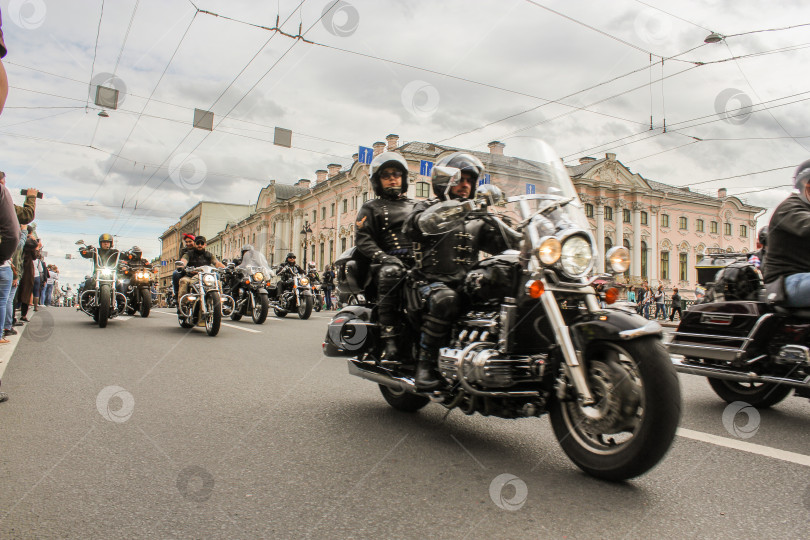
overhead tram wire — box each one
[110,0,314,235]
[84,0,105,110]
[630,0,713,33]
[87,9,200,206]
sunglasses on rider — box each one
[380,170,403,179]
[195,241,206,246]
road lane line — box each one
[677,427,810,467]
[152,311,262,333]
[221,322,261,333]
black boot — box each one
[380,326,400,362]
[414,349,440,391]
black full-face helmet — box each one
[794,159,810,204]
[369,151,409,198]
[431,152,484,200]
[757,226,769,247]
[99,233,113,248]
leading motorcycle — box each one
[176,263,234,336]
[323,140,681,481]
[668,260,810,407]
[76,240,126,328]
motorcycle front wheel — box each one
[139,288,151,318]
[98,285,111,328]
[707,378,792,409]
[205,292,222,336]
[252,293,269,324]
[549,337,681,481]
[298,296,313,319]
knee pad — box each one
[429,287,459,320]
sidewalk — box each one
[0,311,37,398]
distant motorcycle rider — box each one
[747,226,768,270]
[354,151,416,360]
[277,252,304,297]
[764,160,810,307]
[176,236,224,310]
[404,152,518,390]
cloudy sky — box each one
[2,0,809,286]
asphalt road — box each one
[0,307,808,539]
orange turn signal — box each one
[604,287,619,305]
[527,280,545,299]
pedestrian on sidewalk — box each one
[670,288,683,321]
[17,231,39,322]
[654,285,666,320]
[0,177,21,346]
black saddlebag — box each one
[668,301,774,366]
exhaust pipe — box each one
[347,359,419,394]
[672,356,810,390]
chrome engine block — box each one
[438,344,546,389]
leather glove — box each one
[380,255,404,267]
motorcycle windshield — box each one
[239,250,274,276]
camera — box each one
[20,189,44,199]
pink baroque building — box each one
[201,135,763,296]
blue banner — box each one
[358,146,374,164]
[420,160,434,177]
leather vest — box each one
[186,249,214,267]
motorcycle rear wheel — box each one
[98,285,111,328]
[549,337,681,481]
[379,385,430,412]
[707,378,792,408]
[253,293,269,324]
[205,292,222,336]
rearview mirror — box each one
[175,261,184,268]
[75,240,85,245]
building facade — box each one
[158,201,253,289]
[162,135,764,296]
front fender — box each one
[299,288,313,297]
[257,288,269,297]
[569,309,662,351]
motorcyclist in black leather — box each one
[80,233,122,293]
[277,252,304,297]
[354,151,416,361]
[404,152,517,390]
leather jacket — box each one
[355,196,416,264]
[404,198,517,284]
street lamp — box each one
[704,32,724,44]
[300,221,313,268]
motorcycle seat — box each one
[773,305,810,319]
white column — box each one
[632,202,643,280]
[615,200,624,252]
[595,197,606,273]
[650,207,659,283]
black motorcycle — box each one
[271,266,314,319]
[76,240,126,328]
[226,248,274,324]
[119,251,155,318]
[176,263,233,337]
[668,261,810,408]
[323,142,681,481]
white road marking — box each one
[221,322,261,333]
[153,310,262,333]
[677,427,810,467]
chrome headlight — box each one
[100,268,113,277]
[535,236,561,266]
[202,274,217,286]
[253,272,264,282]
[560,235,594,278]
[299,277,310,286]
[606,246,631,273]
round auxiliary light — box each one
[606,246,631,274]
[536,236,562,266]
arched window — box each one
[641,241,648,279]
[605,236,613,251]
